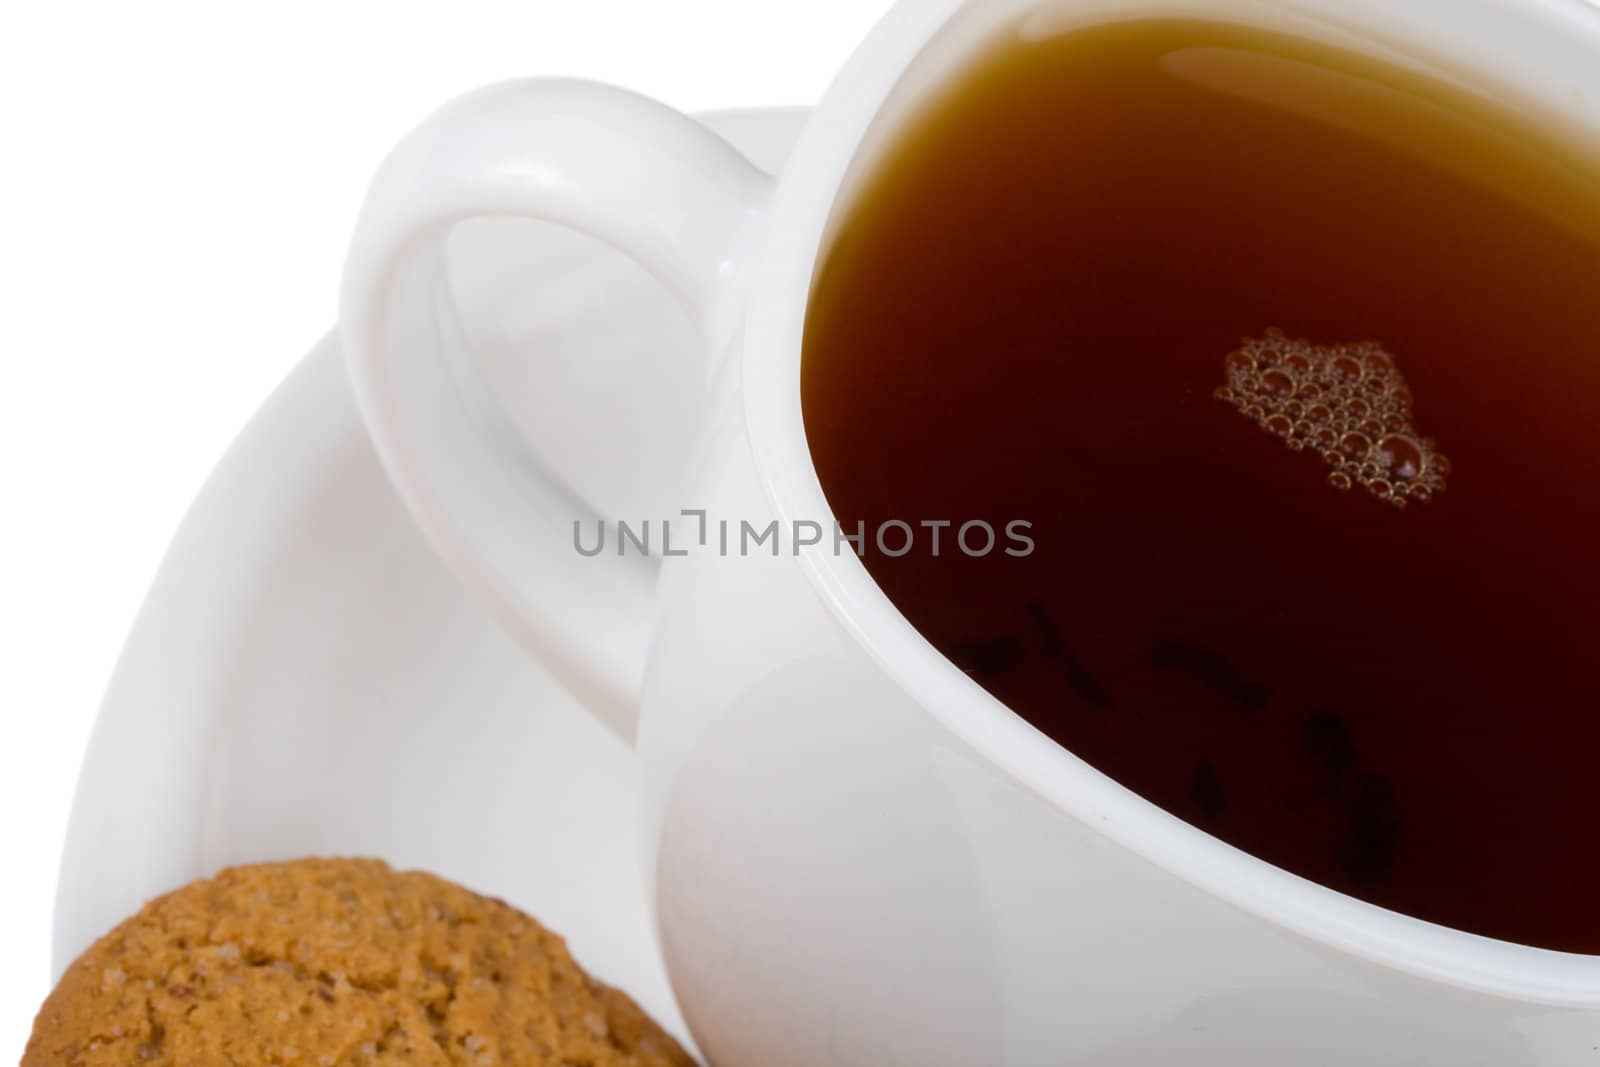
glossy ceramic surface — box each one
[56,109,812,1066]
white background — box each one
[0,1,888,1058]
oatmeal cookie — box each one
[25,858,693,1067]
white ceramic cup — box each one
[340,1,1600,1062]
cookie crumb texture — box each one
[25,859,694,1067]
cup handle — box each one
[340,79,773,742]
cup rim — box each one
[741,0,1600,1004]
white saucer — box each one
[52,108,809,1058]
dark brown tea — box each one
[803,18,1600,953]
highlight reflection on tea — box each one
[803,18,1600,953]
